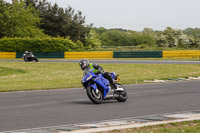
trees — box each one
[184,28,200,39]
[162,27,195,48]
[29,0,92,43]
[100,30,137,46]
[134,33,156,47]
[0,0,45,38]
[0,0,91,43]
[69,10,92,43]
[183,28,200,48]
[85,29,101,49]
[95,29,156,47]
[0,0,7,38]
[154,27,196,48]
[92,27,199,49]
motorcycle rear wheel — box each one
[86,86,102,104]
[115,83,128,102]
[23,57,29,62]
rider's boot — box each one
[107,76,117,90]
[109,83,116,89]
[104,72,118,90]
[112,82,117,90]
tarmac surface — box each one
[0,80,200,132]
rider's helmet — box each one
[79,59,89,70]
[25,51,28,54]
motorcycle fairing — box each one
[86,84,97,91]
[94,74,110,98]
[82,69,112,99]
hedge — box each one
[0,38,79,52]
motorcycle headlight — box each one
[86,75,92,81]
[81,77,85,83]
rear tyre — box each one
[86,86,102,104]
[115,83,127,102]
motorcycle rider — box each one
[79,59,117,90]
[22,51,33,58]
[22,51,39,62]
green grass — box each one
[0,66,27,76]
[98,120,200,133]
[0,62,200,92]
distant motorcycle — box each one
[81,69,127,104]
[22,53,39,62]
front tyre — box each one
[116,83,127,102]
[86,86,102,104]
[34,57,39,62]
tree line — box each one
[0,0,200,51]
[93,27,200,49]
[0,0,92,44]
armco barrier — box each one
[163,51,200,58]
[65,51,113,59]
[0,52,16,59]
[113,51,162,58]
[16,52,64,58]
[5,51,200,59]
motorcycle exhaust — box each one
[104,89,119,100]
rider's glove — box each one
[94,70,101,75]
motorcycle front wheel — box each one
[34,57,39,62]
[86,86,102,104]
[115,83,128,102]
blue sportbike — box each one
[81,69,127,104]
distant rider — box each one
[79,59,117,89]
[22,51,33,58]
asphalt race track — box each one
[0,80,200,132]
[1,59,200,64]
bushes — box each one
[0,38,79,52]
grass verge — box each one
[0,66,27,76]
[0,62,200,92]
[98,120,200,133]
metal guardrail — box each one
[1,51,200,59]
[163,51,200,58]
[16,52,64,58]
[113,51,162,58]
[65,51,113,59]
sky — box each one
[4,0,200,31]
